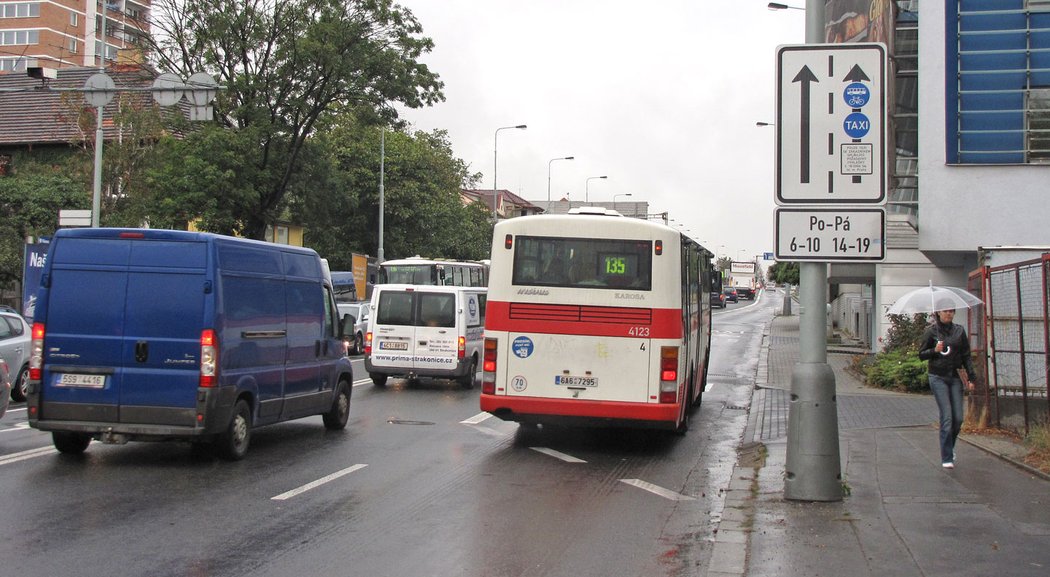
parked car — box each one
[735,286,756,300]
[710,291,726,308]
[723,287,738,303]
[337,301,370,355]
[0,311,30,402]
[0,359,9,418]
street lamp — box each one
[547,156,574,203]
[493,124,527,220]
[756,121,775,127]
[613,193,632,213]
[767,2,804,10]
[585,175,608,203]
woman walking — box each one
[918,309,976,469]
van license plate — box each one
[56,373,106,388]
[556,376,598,387]
[379,341,408,351]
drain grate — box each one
[387,419,435,426]
[724,404,749,411]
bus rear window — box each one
[512,236,652,290]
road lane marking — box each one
[530,447,587,463]
[0,422,30,434]
[460,412,492,425]
[620,479,696,501]
[0,446,57,466]
[271,463,368,501]
[352,378,372,387]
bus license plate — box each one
[556,376,597,387]
[379,341,408,351]
[56,373,106,388]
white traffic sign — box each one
[775,208,885,262]
[775,43,887,204]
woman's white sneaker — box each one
[942,462,955,469]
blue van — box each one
[27,229,354,460]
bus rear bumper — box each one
[480,394,681,430]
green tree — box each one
[767,261,800,285]
[145,0,444,239]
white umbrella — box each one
[886,282,983,316]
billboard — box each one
[730,261,756,275]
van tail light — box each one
[458,336,466,360]
[659,346,679,403]
[199,329,218,387]
[365,332,373,356]
[29,323,45,381]
[482,338,498,394]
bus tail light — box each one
[659,346,678,403]
[200,329,218,387]
[458,336,466,360]
[365,332,374,356]
[482,338,498,394]
[504,234,513,249]
[29,322,45,381]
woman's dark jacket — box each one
[918,320,977,382]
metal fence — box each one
[969,256,1050,435]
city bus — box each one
[378,256,488,287]
[480,208,716,433]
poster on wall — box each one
[825,0,895,50]
[22,240,49,321]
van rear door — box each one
[413,291,458,372]
[371,289,416,370]
[42,237,206,425]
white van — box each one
[364,284,486,388]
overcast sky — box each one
[394,1,807,263]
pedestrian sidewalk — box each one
[706,312,1050,577]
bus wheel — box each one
[458,357,477,389]
[371,373,388,387]
[673,410,689,436]
[218,400,251,460]
[323,380,351,430]
[53,432,91,454]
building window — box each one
[950,1,1050,164]
[1,3,40,18]
[70,12,77,27]
[0,57,26,72]
[0,30,39,45]
[69,37,77,54]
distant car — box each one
[735,286,756,300]
[0,311,30,402]
[723,287,738,303]
[710,291,726,309]
[0,359,9,418]
[337,301,370,355]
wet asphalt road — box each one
[0,291,779,577]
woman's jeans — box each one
[929,373,965,464]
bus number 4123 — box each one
[628,326,650,337]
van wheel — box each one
[218,400,251,460]
[458,357,477,389]
[53,432,91,454]
[323,380,351,430]
[371,373,388,387]
[12,364,29,402]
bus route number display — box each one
[774,208,885,262]
[602,254,635,276]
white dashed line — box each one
[460,412,492,425]
[0,446,57,466]
[271,463,368,501]
[620,478,696,501]
[530,447,587,463]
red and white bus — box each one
[480,208,716,433]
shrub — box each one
[883,313,928,353]
[863,349,929,393]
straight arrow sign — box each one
[775,43,887,205]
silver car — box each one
[337,301,370,356]
[0,311,30,402]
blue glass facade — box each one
[948,0,1050,163]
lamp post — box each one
[547,156,574,203]
[585,175,607,203]
[613,193,632,214]
[767,2,804,10]
[493,124,527,220]
[756,121,775,127]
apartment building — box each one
[0,0,150,73]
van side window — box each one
[286,280,323,340]
[323,286,337,337]
[419,293,455,328]
[377,292,415,326]
[224,276,286,321]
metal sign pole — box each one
[784,0,842,502]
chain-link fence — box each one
[969,256,1050,435]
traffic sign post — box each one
[775,43,887,205]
